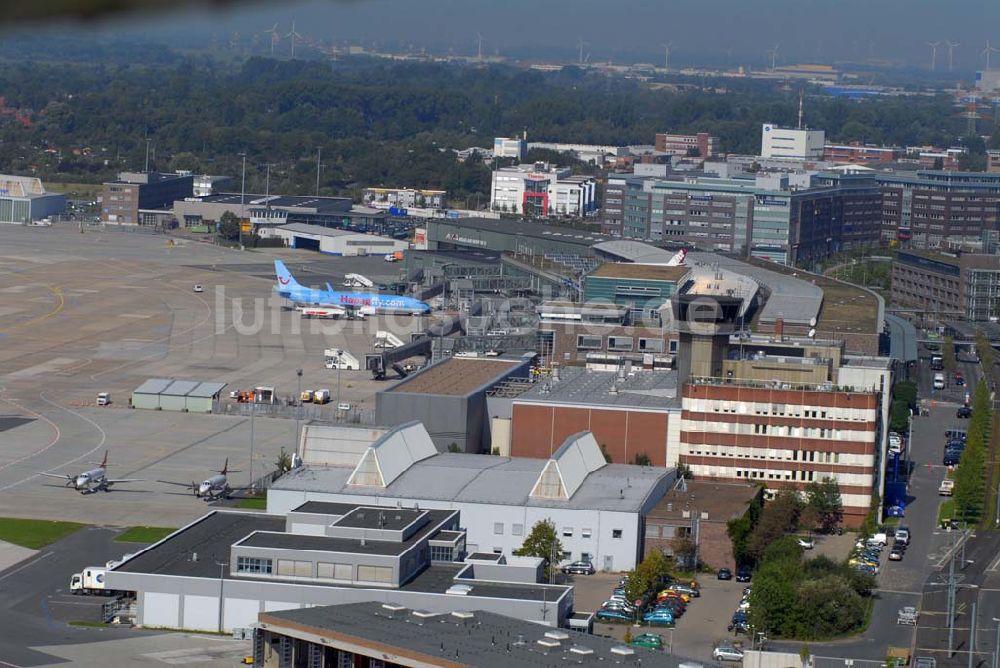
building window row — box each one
[236,556,273,575]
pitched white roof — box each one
[529,432,607,501]
[347,422,439,488]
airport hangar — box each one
[264,222,408,256]
[269,421,675,573]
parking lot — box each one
[0,226,431,526]
[568,570,745,660]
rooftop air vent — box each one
[446,584,473,596]
[570,646,595,656]
[382,604,406,613]
[611,646,636,657]
[451,611,474,620]
[544,630,570,641]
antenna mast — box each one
[797,89,804,130]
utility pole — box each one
[238,152,247,248]
[336,352,343,419]
[949,536,958,657]
[216,560,227,632]
[144,138,151,173]
[264,163,272,199]
[315,147,322,196]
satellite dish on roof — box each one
[809,317,817,327]
[808,329,816,338]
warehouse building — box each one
[267,223,407,256]
[106,501,572,632]
[270,421,674,572]
[0,175,65,224]
[425,217,613,255]
[510,366,681,468]
[375,356,532,453]
[254,601,679,667]
[131,378,227,413]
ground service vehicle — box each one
[312,389,330,404]
[96,392,110,406]
[70,567,109,595]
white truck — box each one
[70,567,110,595]
[325,349,361,370]
[933,373,945,390]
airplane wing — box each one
[105,478,144,484]
[38,472,73,481]
[157,480,196,489]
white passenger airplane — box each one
[159,459,245,501]
[665,249,687,266]
[39,452,143,494]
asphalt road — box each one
[768,401,966,661]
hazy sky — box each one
[28,0,1000,71]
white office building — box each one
[490,163,597,217]
[268,422,675,572]
[493,136,528,161]
[760,124,826,160]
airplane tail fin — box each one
[274,260,301,289]
[220,458,228,475]
[100,450,108,469]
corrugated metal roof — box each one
[133,378,173,395]
[187,381,227,398]
[161,380,200,396]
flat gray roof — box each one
[515,366,680,410]
[279,222,353,237]
[689,251,823,326]
[133,378,173,394]
[292,501,360,516]
[161,380,200,396]
[885,314,918,363]
[261,601,678,667]
[187,381,227,398]
[272,453,670,513]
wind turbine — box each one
[577,36,589,65]
[926,41,940,71]
[983,41,999,71]
[476,32,484,61]
[661,42,674,71]
[766,44,780,72]
[946,41,959,71]
[264,23,279,57]
[286,21,302,59]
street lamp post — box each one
[249,396,256,491]
[216,560,228,633]
[238,152,247,248]
[295,368,303,450]
[992,617,1000,668]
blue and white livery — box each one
[273,260,429,315]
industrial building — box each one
[172,193,388,234]
[425,217,613,256]
[270,421,675,572]
[490,163,597,217]
[106,501,572,633]
[265,223,407,256]
[362,187,447,210]
[254,601,679,667]
[0,175,65,224]
[374,356,532,453]
[760,123,825,160]
[131,378,227,413]
[643,481,762,570]
[101,171,193,225]
[891,249,1000,321]
[509,365,681,468]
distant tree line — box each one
[0,53,987,202]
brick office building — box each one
[643,481,762,570]
[878,171,1000,246]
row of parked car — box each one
[850,525,911,575]
[943,428,967,467]
[594,574,701,627]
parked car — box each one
[192,284,204,293]
[939,479,955,496]
[631,633,665,650]
[668,583,699,598]
[718,567,733,580]
[561,561,596,575]
[728,611,750,633]
[955,372,965,386]
[642,610,676,626]
[595,609,633,622]
[736,565,752,582]
[713,643,746,662]
[889,547,904,561]
[653,601,684,615]
[797,536,815,549]
[957,406,972,418]
[894,527,911,545]
[944,452,961,467]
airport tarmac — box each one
[0,225,423,526]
